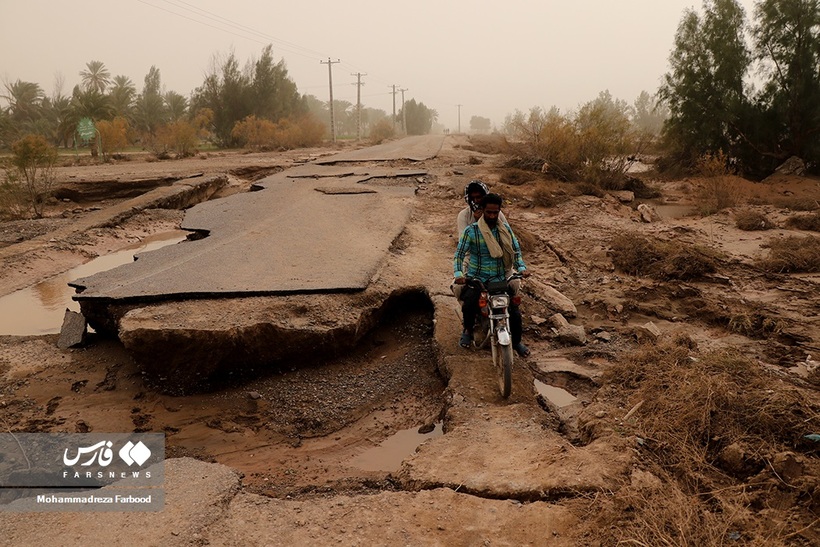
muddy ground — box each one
[0,138,818,545]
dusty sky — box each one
[1,0,759,131]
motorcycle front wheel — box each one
[497,342,513,398]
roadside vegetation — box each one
[735,209,775,231]
[0,43,438,160]
[758,235,820,273]
[609,233,720,280]
[785,213,820,232]
[588,339,819,546]
[1,134,57,219]
[498,0,818,195]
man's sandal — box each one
[459,331,473,348]
[514,343,530,358]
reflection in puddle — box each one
[351,423,442,472]
[534,380,577,407]
[0,231,188,336]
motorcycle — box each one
[466,272,524,398]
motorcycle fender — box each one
[496,328,511,346]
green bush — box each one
[8,134,58,218]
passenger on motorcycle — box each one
[455,180,507,238]
[452,180,508,301]
[453,193,531,357]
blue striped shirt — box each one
[454,222,527,283]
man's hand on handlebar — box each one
[521,270,532,278]
[454,276,467,285]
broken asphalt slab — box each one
[0,174,226,265]
[0,458,582,546]
[70,172,415,301]
[394,403,633,500]
[313,134,444,164]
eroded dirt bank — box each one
[0,139,818,545]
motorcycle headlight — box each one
[489,294,509,308]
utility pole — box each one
[456,104,463,134]
[399,88,408,134]
[351,72,366,141]
[389,85,399,132]
[321,58,340,143]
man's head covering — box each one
[464,180,490,212]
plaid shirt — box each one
[453,221,527,283]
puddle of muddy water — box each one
[351,423,443,472]
[0,231,188,335]
[534,380,577,407]
[652,203,697,220]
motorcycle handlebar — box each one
[463,272,527,291]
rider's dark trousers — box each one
[461,285,523,346]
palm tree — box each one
[42,95,75,148]
[109,75,136,119]
[80,60,112,94]
[71,84,113,121]
[133,93,166,135]
[2,80,45,124]
[163,91,188,122]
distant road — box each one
[315,135,445,163]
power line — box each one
[161,0,328,59]
[136,0,409,116]
[136,0,328,61]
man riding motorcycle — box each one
[453,193,531,357]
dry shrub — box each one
[498,168,534,186]
[531,181,570,208]
[465,134,508,155]
[620,345,814,465]
[757,235,820,273]
[695,151,742,215]
[784,212,820,231]
[0,177,28,220]
[574,181,605,198]
[96,116,130,160]
[610,233,719,280]
[735,209,775,231]
[231,115,276,150]
[591,476,744,546]
[155,120,199,158]
[696,176,742,215]
[594,341,817,545]
[270,115,325,149]
[369,118,394,144]
[677,296,785,339]
[774,196,820,211]
[727,309,784,337]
